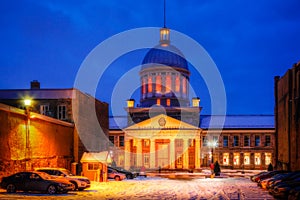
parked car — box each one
[259,172,290,189]
[0,171,74,194]
[250,171,267,182]
[35,167,90,191]
[269,178,300,199]
[254,170,286,183]
[268,171,300,190]
[107,168,126,181]
[288,185,300,200]
[108,166,138,179]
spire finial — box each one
[163,0,166,28]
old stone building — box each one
[275,61,300,171]
[0,82,109,175]
[108,27,275,171]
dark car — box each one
[268,171,300,190]
[269,177,300,199]
[0,171,74,194]
[254,170,286,183]
[108,166,138,179]
[288,185,300,200]
[250,171,267,182]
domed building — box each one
[123,27,202,171]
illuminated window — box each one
[144,154,150,167]
[175,75,180,92]
[175,139,183,147]
[157,98,161,105]
[265,153,272,165]
[223,136,228,147]
[255,153,261,165]
[40,105,49,115]
[244,135,250,146]
[244,153,250,165]
[142,78,146,94]
[143,139,150,147]
[57,105,67,120]
[255,135,260,146]
[265,135,271,146]
[233,153,240,165]
[156,75,161,93]
[166,75,171,93]
[148,76,152,93]
[233,135,239,147]
[166,99,171,106]
[223,153,229,165]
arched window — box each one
[156,75,161,93]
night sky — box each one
[1,0,300,116]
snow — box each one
[0,171,274,200]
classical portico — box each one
[124,114,201,170]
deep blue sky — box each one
[1,0,300,115]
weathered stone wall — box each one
[0,104,74,178]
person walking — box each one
[214,161,221,176]
[267,163,273,171]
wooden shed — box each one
[80,151,111,182]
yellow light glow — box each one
[127,99,135,108]
[24,99,32,106]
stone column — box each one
[150,139,156,169]
[183,138,189,169]
[124,139,131,170]
[170,139,175,169]
[136,139,143,167]
[195,137,201,169]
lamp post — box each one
[24,99,32,170]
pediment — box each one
[125,114,199,130]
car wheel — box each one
[70,181,78,191]
[6,184,16,193]
[126,174,132,179]
[114,176,121,181]
[47,185,57,194]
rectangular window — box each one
[244,135,250,147]
[57,105,67,120]
[144,154,149,167]
[175,139,183,147]
[40,105,49,115]
[244,153,250,165]
[223,136,228,147]
[166,99,171,106]
[143,139,150,147]
[88,163,99,170]
[119,136,124,147]
[202,136,208,147]
[255,153,261,165]
[233,153,240,165]
[233,136,239,147]
[255,135,260,147]
[265,153,272,165]
[166,75,171,93]
[265,135,271,146]
[223,153,229,165]
[175,75,180,92]
[109,136,114,146]
[142,77,146,94]
[156,98,161,105]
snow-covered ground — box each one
[0,172,275,200]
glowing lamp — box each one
[192,97,200,107]
[24,99,32,106]
[127,99,135,108]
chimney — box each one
[30,80,40,89]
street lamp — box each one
[24,98,32,170]
[208,140,217,164]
